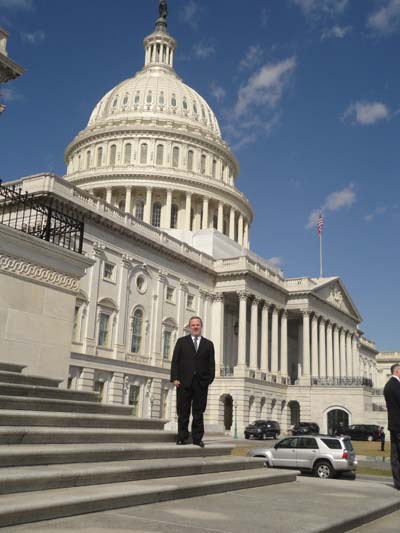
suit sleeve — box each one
[170,338,181,382]
[209,341,215,385]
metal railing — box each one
[311,377,373,387]
[0,180,84,254]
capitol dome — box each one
[64,5,253,249]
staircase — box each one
[0,362,297,527]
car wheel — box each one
[314,461,334,479]
[367,435,373,442]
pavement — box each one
[2,471,400,532]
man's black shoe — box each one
[176,439,189,445]
[193,441,205,448]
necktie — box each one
[194,337,198,352]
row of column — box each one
[91,185,250,248]
[301,311,360,379]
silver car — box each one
[247,434,357,479]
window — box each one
[201,154,206,174]
[213,214,218,229]
[187,294,194,309]
[146,91,152,104]
[151,202,161,227]
[131,309,143,354]
[156,144,164,165]
[109,144,117,166]
[159,91,165,105]
[140,143,148,164]
[112,97,118,108]
[212,159,217,178]
[97,147,103,166]
[98,313,110,347]
[172,146,179,168]
[171,94,177,107]
[166,286,175,302]
[103,262,115,281]
[134,91,140,104]
[193,102,198,114]
[187,150,193,171]
[135,201,144,221]
[170,204,178,229]
[123,95,129,106]
[86,151,91,169]
[183,97,188,110]
[276,438,297,449]
[136,275,147,293]
[124,143,132,164]
[298,438,318,449]
[190,208,194,231]
[72,305,80,342]
[129,385,140,416]
[321,439,341,450]
[163,330,172,360]
[201,106,206,119]
[94,380,105,401]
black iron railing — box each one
[311,377,373,387]
[0,180,84,254]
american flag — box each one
[317,212,323,236]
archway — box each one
[288,400,300,426]
[327,409,349,435]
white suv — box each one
[247,435,357,478]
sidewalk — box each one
[2,472,400,532]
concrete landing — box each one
[2,475,399,532]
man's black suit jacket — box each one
[384,376,400,433]
[170,335,215,388]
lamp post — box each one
[234,399,238,439]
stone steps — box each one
[0,468,296,528]
[0,409,166,429]
[0,370,62,388]
[0,456,265,494]
[0,382,99,402]
[0,426,176,445]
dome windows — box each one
[212,159,217,178]
[171,94,177,107]
[159,91,165,105]
[201,106,206,119]
[200,154,206,174]
[96,147,103,167]
[146,91,152,104]
[193,102,198,114]
[187,150,194,171]
[171,204,178,229]
[172,146,180,168]
[182,97,188,110]
[134,91,140,104]
[156,144,164,165]
[122,95,129,106]
[152,202,162,227]
[124,143,132,165]
[140,143,148,164]
[135,201,144,221]
[109,144,117,166]
[112,97,118,108]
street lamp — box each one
[234,399,238,439]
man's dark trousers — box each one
[390,431,400,488]
[177,375,208,443]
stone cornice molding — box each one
[0,252,79,293]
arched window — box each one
[140,143,148,164]
[163,330,173,360]
[171,94,177,107]
[131,309,143,354]
[152,202,162,227]
[172,146,179,168]
[86,151,91,169]
[124,143,132,164]
[77,154,81,170]
[212,159,217,178]
[134,91,140,104]
[112,97,118,108]
[201,106,206,119]
[159,91,165,105]
[171,204,178,229]
[135,201,144,221]
[193,102,198,114]
[187,150,194,171]
[122,95,129,106]
[183,97,188,110]
[201,154,206,174]
[109,144,117,166]
[97,147,103,166]
[156,144,164,165]
[146,91,152,104]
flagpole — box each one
[320,230,323,277]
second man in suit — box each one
[170,316,215,447]
[383,363,400,490]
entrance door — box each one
[327,409,349,435]
[224,395,233,430]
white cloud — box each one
[293,0,349,16]
[1,87,23,101]
[209,81,226,102]
[364,204,398,222]
[306,185,356,229]
[239,45,263,71]
[181,0,199,29]
[21,29,45,44]
[342,101,390,125]
[367,0,400,35]
[0,0,32,9]
[193,43,215,59]
[234,57,296,118]
[267,256,283,268]
[321,25,352,39]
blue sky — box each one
[1,0,399,351]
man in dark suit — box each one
[170,316,215,447]
[383,363,400,489]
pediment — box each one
[312,278,361,321]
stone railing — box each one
[220,366,234,377]
[311,377,373,388]
[372,388,384,396]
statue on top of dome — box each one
[159,0,168,19]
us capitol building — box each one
[5,3,384,435]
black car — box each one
[244,420,280,440]
[337,424,381,442]
[292,422,320,435]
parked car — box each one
[336,424,381,442]
[244,420,280,440]
[247,434,357,479]
[292,422,320,435]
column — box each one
[184,192,192,230]
[238,214,244,246]
[352,334,360,378]
[202,196,209,229]
[250,298,259,370]
[333,325,340,378]
[177,280,187,335]
[346,332,353,379]
[311,314,319,378]
[326,322,333,378]
[229,207,235,240]
[125,186,132,214]
[319,317,326,378]
[340,328,347,378]
[243,220,249,249]
[165,188,172,229]
[302,310,311,378]
[114,255,131,358]
[83,243,103,354]
[144,187,152,224]
[280,310,288,378]
[106,187,112,204]
[271,307,279,374]
[237,292,247,367]
[217,201,224,232]
[260,302,269,373]
[151,271,166,356]
[211,293,224,368]
[297,321,303,379]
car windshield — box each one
[343,439,354,451]
[253,421,265,426]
